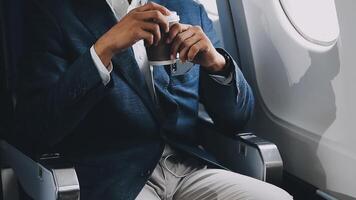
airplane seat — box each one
[198,111,284,186]
[197,0,284,186]
[0,1,80,200]
[0,0,283,199]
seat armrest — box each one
[232,133,283,185]
[198,114,283,186]
[0,140,80,200]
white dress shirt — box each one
[90,0,232,98]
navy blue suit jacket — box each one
[16,0,254,199]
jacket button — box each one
[141,170,151,177]
[146,170,151,176]
[140,171,147,177]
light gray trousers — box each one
[136,146,293,200]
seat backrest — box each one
[0,0,13,140]
[0,0,26,142]
[199,0,240,62]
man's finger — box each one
[141,22,161,45]
[187,40,206,61]
[178,35,201,62]
[138,10,169,33]
[138,30,154,46]
[136,2,170,16]
[167,23,190,44]
[171,28,195,58]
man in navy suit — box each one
[16,0,292,199]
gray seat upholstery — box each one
[198,109,283,186]
[0,141,80,200]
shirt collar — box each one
[128,0,144,12]
[106,0,148,21]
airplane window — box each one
[280,0,339,46]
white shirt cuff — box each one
[209,72,234,85]
[90,45,113,85]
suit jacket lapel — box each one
[72,0,117,41]
[112,49,162,122]
[71,0,161,122]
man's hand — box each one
[167,23,226,73]
[94,2,170,67]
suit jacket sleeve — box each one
[198,4,255,134]
[16,1,109,147]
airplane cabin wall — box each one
[228,0,356,198]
